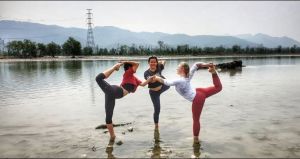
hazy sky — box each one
[1,1,300,41]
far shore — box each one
[1,54,300,62]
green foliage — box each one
[83,47,93,56]
[23,39,37,57]
[47,42,61,57]
[4,38,300,58]
[62,37,81,58]
[37,43,47,57]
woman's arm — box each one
[189,62,214,79]
[139,76,155,87]
[121,61,140,72]
[196,62,214,69]
[155,75,179,86]
[158,60,166,66]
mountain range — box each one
[0,20,299,48]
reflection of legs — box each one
[152,127,161,158]
[106,139,115,159]
[105,94,116,140]
[192,92,206,142]
[193,140,201,158]
[150,91,161,127]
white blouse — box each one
[163,62,204,102]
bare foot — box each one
[208,65,217,74]
[113,63,122,71]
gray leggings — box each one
[95,73,123,124]
[149,84,170,124]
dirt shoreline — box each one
[1,54,300,62]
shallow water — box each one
[0,57,300,158]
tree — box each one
[232,45,241,54]
[47,42,61,57]
[158,41,164,52]
[7,40,23,57]
[23,39,37,58]
[83,47,93,56]
[62,37,82,58]
[37,43,47,57]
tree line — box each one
[2,37,300,58]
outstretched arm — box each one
[139,76,155,87]
[154,75,179,86]
[158,60,166,66]
[101,62,123,79]
[189,62,214,79]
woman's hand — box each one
[154,75,164,83]
[113,62,123,71]
[140,75,155,87]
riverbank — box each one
[1,54,300,62]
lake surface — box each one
[0,56,300,158]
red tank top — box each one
[120,67,142,93]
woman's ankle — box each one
[110,135,116,141]
[193,136,199,143]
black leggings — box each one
[95,73,123,124]
[149,84,170,124]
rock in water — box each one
[216,60,243,69]
[127,127,133,132]
[95,122,133,129]
[116,140,123,146]
[95,124,107,129]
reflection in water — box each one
[218,67,242,76]
[192,141,201,158]
[1,57,300,157]
[63,61,83,82]
[151,128,162,158]
[149,127,172,158]
[106,139,116,159]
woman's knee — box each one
[105,119,112,124]
[216,84,222,93]
[95,73,105,83]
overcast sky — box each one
[1,1,300,41]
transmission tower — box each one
[86,9,95,53]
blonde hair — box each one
[179,62,190,77]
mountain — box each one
[1,20,299,48]
[236,33,300,48]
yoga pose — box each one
[144,56,170,128]
[155,62,222,142]
[95,61,154,141]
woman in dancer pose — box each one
[144,56,170,128]
[95,61,154,141]
[154,62,222,143]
